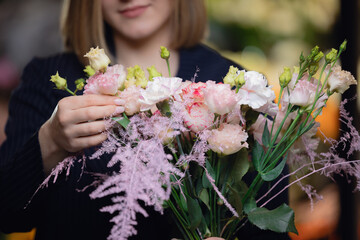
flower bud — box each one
[235,71,245,87]
[313,51,324,63]
[50,71,67,90]
[279,67,292,88]
[160,46,170,60]
[308,62,319,76]
[223,66,239,87]
[340,40,347,52]
[84,47,111,73]
[84,65,96,77]
[127,65,148,88]
[310,46,320,58]
[147,65,162,81]
[75,78,85,91]
[325,48,338,63]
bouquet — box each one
[45,42,360,240]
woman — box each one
[0,0,289,239]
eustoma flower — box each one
[139,77,183,111]
[237,71,275,110]
[207,123,248,155]
[325,65,357,94]
[83,46,111,73]
[203,81,237,115]
[289,80,317,109]
[119,85,142,116]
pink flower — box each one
[289,80,317,108]
[326,65,357,94]
[84,64,126,95]
[183,102,214,133]
[203,81,237,115]
[207,123,248,155]
[119,86,142,116]
[237,71,275,110]
[181,82,206,102]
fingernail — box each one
[114,99,125,105]
[114,106,125,114]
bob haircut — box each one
[60,0,207,65]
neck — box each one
[113,28,179,78]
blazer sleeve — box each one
[0,58,59,233]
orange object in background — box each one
[5,229,35,240]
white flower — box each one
[84,47,111,72]
[289,80,317,108]
[139,77,183,111]
[237,70,275,110]
[207,123,248,155]
[326,65,357,94]
[203,81,237,115]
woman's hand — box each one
[39,94,125,174]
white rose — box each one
[84,47,111,72]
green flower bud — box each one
[223,65,239,87]
[84,65,96,77]
[50,71,67,90]
[293,66,300,74]
[310,46,320,57]
[279,67,292,88]
[147,65,162,81]
[313,51,324,63]
[340,40,347,52]
[160,46,170,60]
[75,78,85,91]
[127,65,148,88]
[235,71,245,87]
[325,48,338,63]
[308,62,319,75]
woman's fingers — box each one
[66,120,107,138]
[59,94,124,110]
[64,132,108,153]
[70,105,124,123]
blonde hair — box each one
[60,0,207,66]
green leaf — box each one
[230,149,249,183]
[243,197,257,214]
[252,141,264,172]
[261,155,287,181]
[262,120,271,147]
[112,113,130,129]
[228,185,243,216]
[247,204,298,234]
[202,160,216,188]
[199,189,211,210]
[186,196,203,230]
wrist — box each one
[38,120,68,175]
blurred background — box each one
[0,0,359,239]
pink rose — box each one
[203,81,237,115]
[207,123,248,155]
[183,102,214,133]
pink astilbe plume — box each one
[88,113,183,240]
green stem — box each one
[65,87,76,96]
[166,59,172,77]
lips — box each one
[119,5,149,18]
